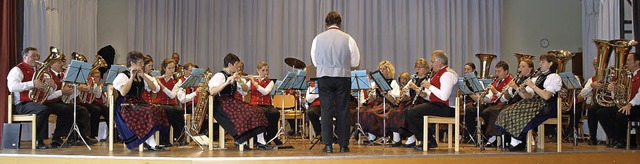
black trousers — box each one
[43,102,91,140]
[157,104,185,144]
[15,102,51,141]
[307,105,322,135]
[404,101,454,142]
[464,104,488,137]
[318,77,351,147]
[258,105,280,142]
[613,105,640,142]
[80,102,109,138]
[586,103,617,142]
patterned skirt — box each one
[120,97,169,139]
[359,98,399,136]
[482,103,508,136]
[214,96,268,143]
[495,97,547,139]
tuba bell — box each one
[476,53,497,79]
[548,50,576,112]
[61,52,88,103]
[30,46,66,103]
[594,39,637,108]
[514,53,535,63]
[81,55,108,103]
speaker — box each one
[2,123,22,149]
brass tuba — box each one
[548,50,576,112]
[514,53,535,63]
[476,53,497,79]
[81,55,108,103]
[190,68,214,134]
[594,39,637,108]
[29,46,66,103]
[61,52,87,103]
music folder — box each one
[458,77,473,95]
[277,72,296,91]
[370,70,391,92]
[105,65,127,84]
[559,72,582,90]
[180,68,205,88]
[463,73,484,93]
[291,70,308,90]
[351,70,370,90]
[63,60,92,84]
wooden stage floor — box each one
[1,137,640,164]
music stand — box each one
[369,70,392,146]
[177,68,207,150]
[463,72,487,150]
[269,71,297,149]
[559,72,582,146]
[104,65,126,151]
[350,70,370,144]
[151,70,161,77]
[458,78,478,145]
[289,70,308,139]
[62,60,93,150]
[307,78,322,150]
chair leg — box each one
[447,124,453,149]
[435,123,440,143]
[538,125,545,150]
[423,116,428,152]
[627,121,632,149]
[557,122,562,152]
[526,130,533,152]
[219,125,225,149]
[31,116,37,150]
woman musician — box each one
[245,62,282,146]
[154,58,187,146]
[359,61,400,144]
[113,51,169,151]
[495,53,561,151]
[394,58,430,147]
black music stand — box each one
[62,60,93,150]
[104,65,126,151]
[288,70,308,139]
[177,68,206,150]
[463,72,488,150]
[369,70,392,146]
[350,70,371,144]
[270,71,297,149]
[560,72,583,146]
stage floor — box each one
[1,137,640,164]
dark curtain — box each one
[0,0,20,143]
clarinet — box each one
[412,68,433,105]
[493,71,521,103]
[514,68,541,97]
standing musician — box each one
[208,53,271,150]
[495,53,561,151]
[113,51,169,151]
[577,57,617,146]
[404,50,458,151]
[245,61,283,146]
[610,53,640,148]
[467,61,512,147]
[154,58,186,146]
[359,60,400,144]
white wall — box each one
[501,0,582,73]
[97,0,128,64]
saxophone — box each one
[190,68,214,134]
[29,47,65,104]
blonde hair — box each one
[378,60,396,79]
[398,72,411,85]
[415,58,429,69]
[256,61,268,69]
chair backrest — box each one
[273,94,295,109]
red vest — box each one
[490,74,513,103]
[153,77,178,105]
[45,69,65,103]
[16,62,35,102]
[309,82,320,106]
[250,78,272,106]
[631,70,640,100]
[428,66,450,106]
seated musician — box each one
[177,63,211,135]
[208,53,271,150]
[154,58,186,146]
[396,58,431,147]
[469,61,512,147]
[404,50,458,151]
[360,60,401,144]
[306,74,322,138]
[610,53,640,148]
[113,51,169,151]
[140,54,155,103]
[577,57,616,146]
[85,69,110,140]
[495,53,561,151]
[245,62,282,146]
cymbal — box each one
[284,57,306,69]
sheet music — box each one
[180,68,205,88]
[63,60,92,84]
[106,65,127,84]
[369,70,391,91]
[458,78,473,94]
[350,70,370,90]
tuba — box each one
[476,53,497,79]
[514,53,535,63]
[30,47,66,103]
[594,39,637,108]
[190,68,214,134]
[61,52,87,103]
[548,50,576,112]
[81,55,108,103]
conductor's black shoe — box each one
[256,143,273,150]
[588,139,598,146]
[36,140,49,149]
[339,146,350,152]
[323,145,333,153]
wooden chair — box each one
[526,97,562,152]
[423,96,460,152]
[7,92,37,149]
[206,95,252,151]
[273,94,304,137]
[626,117,640,149]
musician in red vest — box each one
[141,54,157,103]
[85,69,110,140]
[44,52,97,147]
[578,57,616,146]
[177,63,211,136]
[8,47,55,149]
[466,61,512,147]
[246,62,282,146]
[154,58,186,146]
[306,76,322,137]
[404,50,458,151]
[611,53,640,148]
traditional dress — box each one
[360,79,400,137]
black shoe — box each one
[234,143,252,151]
[428,140,438,148]
[402,142,416,148]
[82,137,98,146]
[390,142,402,147]
[273,138,283,146]
[614,141,626,149]
[323,145,333,153]
[36,140,49,149]
[508,143,526,151]
[414,144,424,151]
[588,139,598,146]
[145,144,166,151]
[50,139,64,148]
[256,143,273,150]
[340,146,350,152]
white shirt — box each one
[177,75,198,103]
[311,25,360,77]
[306,84,319,103]
[207,72,244,96]
[425,66,458,101]
[629,70,640,106]
[112,72,160,96]
[525,73,562,96]
[246,77,275,96]
[579,77,594,105]
[158,77,182,99]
